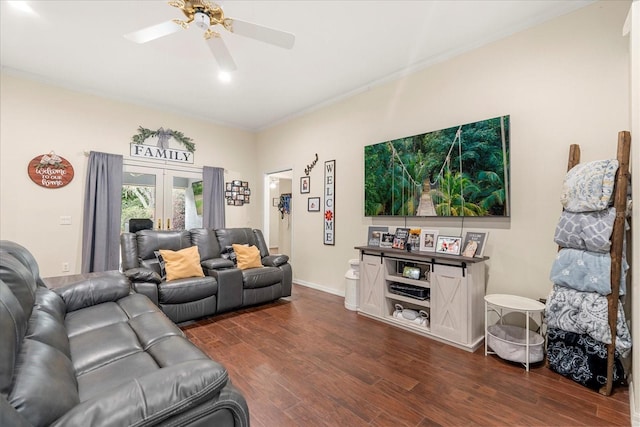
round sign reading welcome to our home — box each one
[27,152,74,189]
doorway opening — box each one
[264,170,293,256]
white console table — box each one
[355,246,488,352]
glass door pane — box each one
[122,169,159,232]
[123,165,202,232]
[166,173,203,231]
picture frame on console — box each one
[462,231,489,258]
[435,235,462,255]
[419,229,438,252]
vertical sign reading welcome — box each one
[324,160,335,245]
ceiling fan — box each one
[124,0,295,72]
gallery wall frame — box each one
[300,176,310,194]
[225,180,250,206]
[308,197,320,212]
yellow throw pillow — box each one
[232,244,263,270]
[159,246,205,281]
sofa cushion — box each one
[241,266,283,289]
[215,228,256,251]
[0,253,37,320]
[136,230,192,261]
[9,339,79,427]
[190,228,222,260]
[155,250,167,279]
[232,244,263,270]
[54,271,131,313]
[0,280,27,395]
[158,276,217,304]
[160,246,205,281]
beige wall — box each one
[256,0,631,298]
[0,74,259,276]
[0,1,631,298]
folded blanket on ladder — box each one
[545,284,631,357]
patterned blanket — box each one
[545,284,631,357]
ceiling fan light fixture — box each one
[193,11,211,30]
[218,71,232,83]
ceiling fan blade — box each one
[206,35,237,72]
[226,19,295,49]
[124,20,183,44]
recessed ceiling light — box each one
[7,1,36,14]
[218,71,232,84]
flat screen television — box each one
[364,115,510,217]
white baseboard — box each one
[630,376,640,426]
[293,279,345,297]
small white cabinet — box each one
[356,246,487,352]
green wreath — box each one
[131,126,196,152]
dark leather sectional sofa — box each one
[120,227,292,323]
[0,240,249,427]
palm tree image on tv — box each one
[364,115,509,217]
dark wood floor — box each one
[181,284,630,426]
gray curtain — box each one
[203,166,225,229]
[81,151,123,273]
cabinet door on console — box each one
[431,265,468,344]
[359,255,384,316]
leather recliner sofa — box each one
[0,240,249,427]
[192,227,292,308]
[121,227,292,323]
[120,229,218,323]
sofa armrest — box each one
[210,268,243,313]
[202,257,235,270]
[131,281,159,306]
[52,271,130,313]
[262,254,289,267]
[124,267,162,284]
[50,360,249,427]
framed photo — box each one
[225,183,232,191]
[462,231,489,258]
[307,197,320,212]
[419,229,438,252]
[380,233,394,248]
[272,198,279,207]
[367,226,388,247]
[435,235,462,255]
[300,176,310,194]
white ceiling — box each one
[1,0,594,131]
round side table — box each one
[484,294,545,371]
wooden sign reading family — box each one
[130,126,196,164]
[27,152,74,189]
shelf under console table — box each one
[354,246,488,352]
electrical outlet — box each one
[60,216,72,225]
[62,262,70,272]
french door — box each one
[122,163,203,232]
